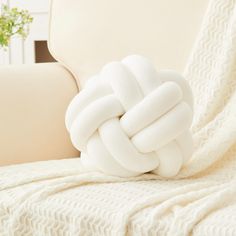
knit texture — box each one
[1,0,236,235]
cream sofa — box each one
[1,1,214,235]
[0,0,207,166]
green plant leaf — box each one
[0,4,33,48]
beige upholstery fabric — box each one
[49,0,208,88]
[0,63,79,166]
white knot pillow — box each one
[66,55,194,178]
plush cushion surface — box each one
[66,55,194,177]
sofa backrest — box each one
[48,0,208,88]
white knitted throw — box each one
[1,0,236,235]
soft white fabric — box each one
[1,0,236,235]
[66,55,194,177]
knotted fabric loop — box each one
[66,55,194,178]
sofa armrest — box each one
[0,63,79,166]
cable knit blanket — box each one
[1,0,236,235]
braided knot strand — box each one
[66,55,194,178]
